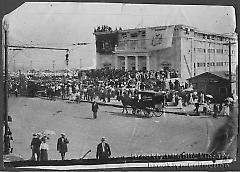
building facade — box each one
[94,24,238,81]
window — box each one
[197,48,206,53]
[208,49,215,53]
[216,49,223,54]
[197,62,205,67]
[130,33,138,38]
[216,62,224,66]
[141,31,146,37]
[122,33,127,38]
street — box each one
[8,96,234,160]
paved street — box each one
[7,96,236,161]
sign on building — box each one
[146,26,174,50]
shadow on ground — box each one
[104,111,148,119]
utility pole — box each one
[228,41,232,97]
[223,39,236,97]
[30,60,32,70]
[14,59,16,73]
[80,58,82,70]
[52,60,55,72]
[3,20,9,155]
[53,60,55,83]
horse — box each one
[119,95,136,114]
[46,87,54,100]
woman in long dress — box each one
[189,93,194,104]
[177,97,183,109]
[219,102,230,116]
[172,93,176,105]
[40,138,49,161]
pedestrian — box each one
[213,104,218,118]
[219,100,230,116]
[57,133,69,160]
[14,88,18,97]
[171,93,176,105]
[30,133,42,161]
[92,101,99,119]
[96,137,111,160]
[40,137,49,161]
[203,102,208,115]
[193,100,200,115]
[189,93,194,104]
[177,97,183,109]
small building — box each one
[187,71,236,103]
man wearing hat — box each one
[92,101,99,119]
[57,133,69,160]
[30,133,42,161]
[96,137,111,160]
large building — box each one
[94,24,238,81]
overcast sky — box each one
[3,2,236,71]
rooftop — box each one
[94,24,237,39]
[188,71,236,81]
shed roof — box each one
[187,71,235,81]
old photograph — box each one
[2,2,238,170]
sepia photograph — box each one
[1,2,238,170]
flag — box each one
[146,26,174,50]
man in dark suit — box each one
[57,133,69,160]
[92,101,99,119]
[30,133,42,161]
[96,137,111,160]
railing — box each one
[115,42,147,51]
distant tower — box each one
[93,29,118,69]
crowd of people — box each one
[5,68,234,158]
[94,25,122,32]
[8,68,234,118]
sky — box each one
[3,2,236,71]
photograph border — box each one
[0,0,239,170]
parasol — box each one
[184,87,193,92]
[206,94,213,99]
[226,97,234,102]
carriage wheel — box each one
[149,111,156,117]
[143,110,151,118]
[136,109,144,117]
[155,108,163,117]
[132,108,136,115]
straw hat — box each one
[101,137,106,141]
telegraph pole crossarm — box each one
[8,45,69,51]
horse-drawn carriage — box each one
[121,90,165,118]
